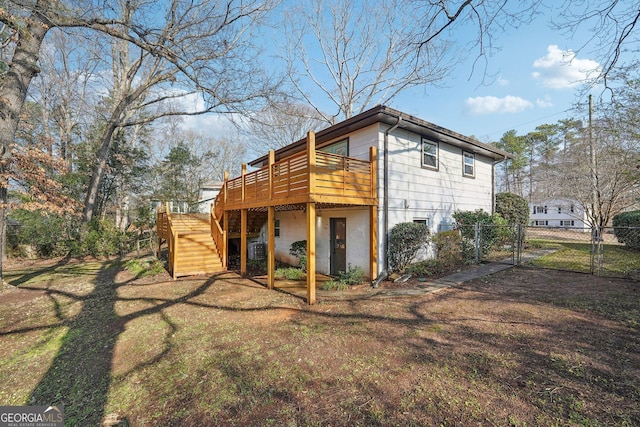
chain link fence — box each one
[455,224,640,280]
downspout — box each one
[373,116,402,288]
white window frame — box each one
[421,138,438,170]
[274,219,280,238]
[463,151,475,178]
[413,218,429,227]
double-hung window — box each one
[421,138,438,170]
[463,151,475,177]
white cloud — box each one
[532,45,600,89]
[465,95,533,115]
[535,96,553,108]
[497,75,510,86]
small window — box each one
[413,218,429,226]
[463,151,475,177]
[534,206,547,214]
[421,138,438,170]
[570,205,575,213]
[319,138,348,156]
[558,206,562,214]
[274,219,280,237]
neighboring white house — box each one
[197,181,223,213]
[529,198,590,231]
[244,105,510,277]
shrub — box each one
[322,264,365,290]
[321,280,349,291]
[432,230,463,268]
[452,209,509,257]
[274,267,306,280]
[406,259,445,277]
[388,222,430,273]
[9,209,74,257]
[289,240,307,271]
[73,218,133,258]
[495,192,529,225]
[612,211,640,249]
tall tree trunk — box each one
[82,120,119,223]
[0,2,50,282]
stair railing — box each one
[210,204,227,268]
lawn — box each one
[526,239,640,278]
[1,257,639,426]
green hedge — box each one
[612,211,640,249]
[495,192,529,225]
[388,222,430,273]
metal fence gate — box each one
[456,224,640,280]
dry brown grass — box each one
[1,258,638,426]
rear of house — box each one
[247,106,508,279]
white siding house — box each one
[529,198,590,231]
[197,181,223,213]
[247,106,509,278]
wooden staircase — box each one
[157,212,225,279]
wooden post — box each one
[370,146,377,199]
[369,146,378,281]
[171,229,178,280]
[240,209,247,275]
[307,131,316,196]
[267,206,275,289]
[306,202,316,304]
[241,163,247,202]
[223,171,229,204]
[222,171,229,269]
[268,150,275,200]
[223,211,229,269]
[370,204,378,281]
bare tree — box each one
[29,30,99,167]
[148,126,245,208]
[242,101,326,155]
[553,0,640,89]
[281,0,453,124]
[0,0,277,280]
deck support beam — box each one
[267,206,275,289]
[240,209,247,275]
[369,146,378,281]
[306,132,317,304]
[223,210,229,269]
[370,205,378,281]
[306,202,316,304]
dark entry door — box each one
[330,218,347,275]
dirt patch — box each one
[1,260,638,426]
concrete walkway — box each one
[369,262,514,297]
[263,248,557,301]
[367,248,557,298]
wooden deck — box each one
[162,131,378,304]
[214,145,377,217]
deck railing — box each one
[210,205,227,268]
[218,147,376,211]
[156,203,178,276]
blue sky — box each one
[390,13,600,143]
[182,2,603,149]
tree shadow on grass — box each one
[28,260,123,426]
[25,260,220,426]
